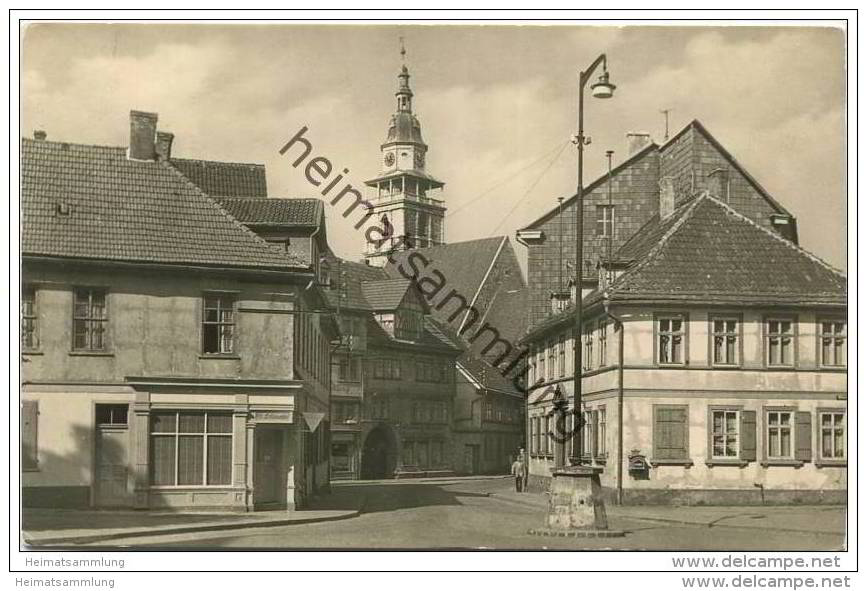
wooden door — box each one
[254,428,284,506]
[95,428,129,507]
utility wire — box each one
[446,140,569,219]
[490,141,570,235]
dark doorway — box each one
[361,425,396,479]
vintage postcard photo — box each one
[15,17,850,567]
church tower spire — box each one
[362,42,447,267]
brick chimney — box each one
[33,130,47,141]
[659,176,675,220]
[626,132,652,157]
[707,168,730,201]
[129,110,158,161]
[155,131,174,161]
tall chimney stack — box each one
[626,132,652,157]
[155,131,174,161]
[129,110,158,161]
[659,176,675,220]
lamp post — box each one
[570,54,616,466]
[529,54,623,538]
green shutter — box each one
[795,411,812,462]
[740,410,757,461]
[21,401,38,470]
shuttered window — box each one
[766,410,793,459]
[21,401,39,471]
[150,411,233,486]
[653,405,689,461]
[763,409,812,463]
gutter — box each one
[603,296,625,505]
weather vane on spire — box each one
[399,36,406,63]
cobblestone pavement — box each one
[80,477,846,550]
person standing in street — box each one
[511,451,526,492]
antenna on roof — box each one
[660,108,672,142]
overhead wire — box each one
[489,140,571,235]
[445,140,569,219]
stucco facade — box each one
[22,259,333,511]
[525,305,847,504]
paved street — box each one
[85,477,846,550]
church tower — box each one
[363,51,446,267]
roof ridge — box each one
[611,195,706,293]
[22,137,126,151]
[702,193,847,278]
[170,156,265,168]
[160,160,304,267]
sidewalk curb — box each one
[23,508,361,547]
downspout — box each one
[603,296,625,505]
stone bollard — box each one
[529,465,625,538]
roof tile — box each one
[22,139,304,270]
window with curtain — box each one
[819,410,845,460]
[150,411,232,486]
[657,315,685,365]
[203,294,236,355]
[820,320,846,367]
[712,318,739,366]
[766,319,794,367]
[73,288,107,351]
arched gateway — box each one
[361,425,397,480]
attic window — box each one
[56,202,71,216]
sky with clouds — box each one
[21,23,847,271]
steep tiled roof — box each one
[364,309,463,353]
[384,236,528,361]
[216,197,322,226]
[457,351,523,397]
[170,157,267,198]
[361,278,414,311]
[22,139,304,270]
[616,196,699,261]
[386,236,503,289]
[521,193,845,342]
[321,256,389,311]
[608,193,846,306]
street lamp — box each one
[570,54,615,467]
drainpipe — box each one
[603,297,625,505]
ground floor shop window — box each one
[150,411,233,486]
